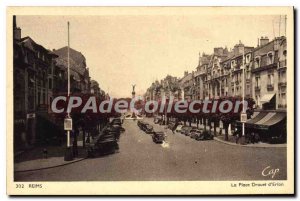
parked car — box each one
[137,120,143,128]
[184,127,197,136]
[111,118,122,126]
[87,126,119,157]
[137,120,147,129]
[180,126,189,134]
[190,129,202,139]
[110,123,125,135]
[154,116,162,124]
[196,130,214,140]
[144,124,154,134]
[152,131,165,143]
[175,125,183,133]
[141,122,150,131]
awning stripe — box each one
[263,112,286,126]
[255,112,276,125]
[246,112,268,124]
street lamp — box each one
[64,21,73,161]
[241,48,247,136]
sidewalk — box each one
[14,141,88,172]
[214,135,287,148]
[145,117,286,148]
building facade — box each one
[13,16,58,150]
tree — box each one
[219,96,255,141]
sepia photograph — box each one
[6,7,294,195]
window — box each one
[283,50,287,57]
[246,70,250,79]
[246,54,251,63]
[48,66,52,74]
[255,75,260,87]
[231,60,236,68]
[48,78,52,89]
[267,52,274,65]
[268,72,274,85]
[254,57,260,68]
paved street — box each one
[15,119,287,181]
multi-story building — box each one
[195,53,211,99]
[228,42,254,98]
[54,47,91,95]
[145,75,180,101]
[251,36,286,109]
[196,42,254,100]
[178,71,194,101]
[13,16,58,150]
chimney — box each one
[257,38,260,47]
[13,15,21,41]
[260,36,269,46]
[184,71,188,77]
[234,42,244,55]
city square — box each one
[12,13,288,183]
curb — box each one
[14,157,88,173]
[213,137,287,148]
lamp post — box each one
[241,48,246,136]
[64,21,73,161]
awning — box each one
[245,111,268,124]
[255,112,276,125]
[260,93,275,104]
[251,111,260,119]
[260,112,286,127]
[239,111,287,130]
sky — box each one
[16,14,285,98]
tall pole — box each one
[242,48,245,136]
[64,21,73,161]
[279,15,281,37]
[285,15,287,37]
[67,21,70,148]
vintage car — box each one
[111,118,122,126]
[196,130,214,141]
[184,127,197,136]
[154,117,162,124]
[144,124,154,134]
[137,120,145,129]
[180,126,189,134]
[190,129,202,139]
[175,125,184,133]
[152,131,165,143]
[87,126,119,157]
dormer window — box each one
[231,60,236,68]
[254,56,260,68]
[267,52,274,65]
[246,54,251,63]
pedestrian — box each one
[172,119,179,134]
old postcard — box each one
[7,7,294,195]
